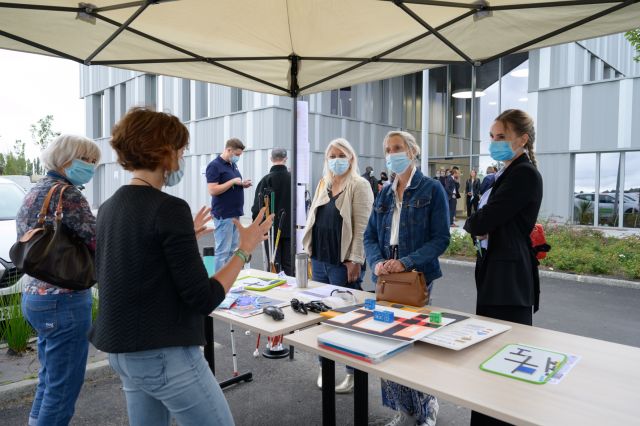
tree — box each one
[30,115,60,151]
[625,29,640,62]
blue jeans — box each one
[311,258,363,290]
[22,291,92,426]
[214,217,240,273]
[109,346,234,426]
[311,258,363,374]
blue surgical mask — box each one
[328,158,350,176]
[231,155,240,164]
[385,152,411,175]
[489,141,516,161]
[165,157,185,187]
[64,159,95,186]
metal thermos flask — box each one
[295,253,309,288]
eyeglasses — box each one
[330,289,356,304]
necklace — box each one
[131,177,154,187]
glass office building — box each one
[82,32,640,228]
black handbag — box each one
[10,184,96,290]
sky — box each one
[0,49,85,160]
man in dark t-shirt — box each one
[206,138,252,272]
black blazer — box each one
[465,178,480,197]
[463,154,543,310]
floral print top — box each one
[16,172,96,295]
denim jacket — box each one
[363,168,450,283]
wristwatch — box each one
[233,248,252,263]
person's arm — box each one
[61,186,96,252]
[157,198,273,315]
[363,195,385,274]
[345,178,374,264]
[398,182,450,271]
[464,166,541,237]
[205,161,240,196]
[208,179,240,196]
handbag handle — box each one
[54,185,71,222]
[36,183,70,224]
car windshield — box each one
[0,183,26,220]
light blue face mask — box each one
[385,152,411,175]
[489,141,516,161]
[64,159,95,186]
[231,155,241,164]
[328,158,350,176]
[165,157,185,187]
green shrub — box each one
[91,291,99,323]
[0,292,33,355]
[445,232,476,258]
[446,224,640,280]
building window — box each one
[624,152,640,228]
[573,153,596,225]
[598,152,621,226]
[330,87,352,117]
[231,87,243,113]
[180,79,191,122]
[195,81,208,119]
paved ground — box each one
[1,262,639,425]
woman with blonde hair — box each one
[16,134,101,425]
[464,109,543,425]
[303,137,373,393]
[364,130,450,426]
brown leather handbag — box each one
[10,184,96,290]
[376,271,428,307]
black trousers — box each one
[471,304,533,425]
[466,195,479,217]
[449,197,458,224]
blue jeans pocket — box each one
[24,299,58,337]
[126,352,167,390]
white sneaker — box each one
[385,412,416,426]
[335,373,354,394]
[317,368,322,389]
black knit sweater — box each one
[90,186,225,353]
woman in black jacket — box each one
[464,109,542,425]
[91,108,272,426]
[465,169,481,217]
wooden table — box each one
[285,308,640,426]
[205,268,371,389]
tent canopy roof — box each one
[1,0,639,96]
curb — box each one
[440,258,640,289]
[0,359,114,406]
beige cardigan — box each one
[302,174,374,265]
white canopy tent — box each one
[2,0,639,262]
[1,1,639,96]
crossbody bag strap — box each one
[37,183,63,225]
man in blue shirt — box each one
[206,138,252,272]
[479,166,498,195]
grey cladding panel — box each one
[632,79,640,149]
[537,88,570,153]
[581,82,619,152]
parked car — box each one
[574,192,639,218]
[0,177,26,290]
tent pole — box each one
[289,55,300,272]
[291,96,298,270]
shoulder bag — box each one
[10,184,96,290]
